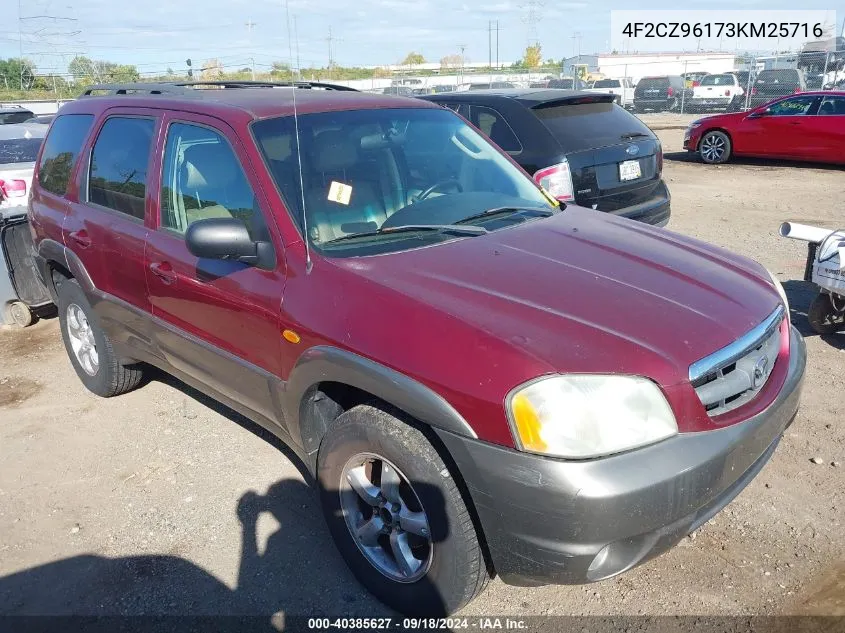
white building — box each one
[597,52,737,83]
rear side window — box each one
[469,105,521,152]
[88,117,155,220]
[532,100,652,152]
[37,114,94,196]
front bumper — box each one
[435,326,806,586]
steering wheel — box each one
[417,179,463,201]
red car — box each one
[684,91,845,165]
[28,81,805,616]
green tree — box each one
[68,56,139,84]
[0,58,36,90]
[523,44,542,69]
[401,52,426,66]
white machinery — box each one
[779,222,845,335]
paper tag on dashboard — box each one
[328,181,352,205]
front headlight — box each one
[767,269,790,323]
[507,375,678,459]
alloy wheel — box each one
[339,452,433,583]
[66,303,99,376]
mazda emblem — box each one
[626,144,639,156]
[751,356,769,389]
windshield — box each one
[252,107,553,256]
[592,79,620,88]
[700,74,735,86]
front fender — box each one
[284,345,477,454]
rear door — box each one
[144,113,287,424]
[804,94,845,163]
[62,108,159,352]
[529,97,664,211]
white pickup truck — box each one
[584,78,635,108]
[689,73,746,112]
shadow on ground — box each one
[664,151,844,172]
[0,371,458,625]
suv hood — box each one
[340,207,780,387]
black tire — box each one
[699,130,732,164]
[808,292,845,335]
[56,278,143,397]
[317,404,488,616]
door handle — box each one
[787,120,802,125]
[149,261,177,285]
[68,230,92,249]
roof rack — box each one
[79,80,358,97]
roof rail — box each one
[79,80,358,97]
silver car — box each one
[0,122,47,213]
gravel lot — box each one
[1,118,843,623]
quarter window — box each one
[88,117,155,220]
[37,114,94,196]
[160,122,267,240]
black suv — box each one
[420,89,670,226]
[633,76,691,112]
[749,69,807,109]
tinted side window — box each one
[818,96,845,115]
[161,122,268,240]
[36,114,94,196]
[470,105,521,152]
[88,117,155,220]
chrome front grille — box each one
[689,306,784,417]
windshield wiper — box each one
[620,132,650,140]
[454,206,556,226]
[322,224,488,245]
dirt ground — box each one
[1,119,844,623]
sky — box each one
[0,0,843,78]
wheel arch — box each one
[285,346,477,458]
[697,127,734,152]
[36,239,96,302]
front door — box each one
[804,95,845,163]
[738,95,821,159]
[144,114,287,424]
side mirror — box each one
[747,109,765,119]
[185,218,275,270]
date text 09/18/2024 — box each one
[307,618,529,630]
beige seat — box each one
[304,131,388,244]
[181,144,236,226]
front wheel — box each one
[699,130,732,164]
[808,292,845,335]
[317,405,489,616]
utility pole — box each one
[284,0,295,80]
[488,21,492,86]
[496,20,499,70]
[245,19,256,80]
[521,0,543,47]
[294,15,301,80]
[326,26,336,80]
[458,44,466,84]
[18,0,23,89]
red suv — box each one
[28,81,805,616]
